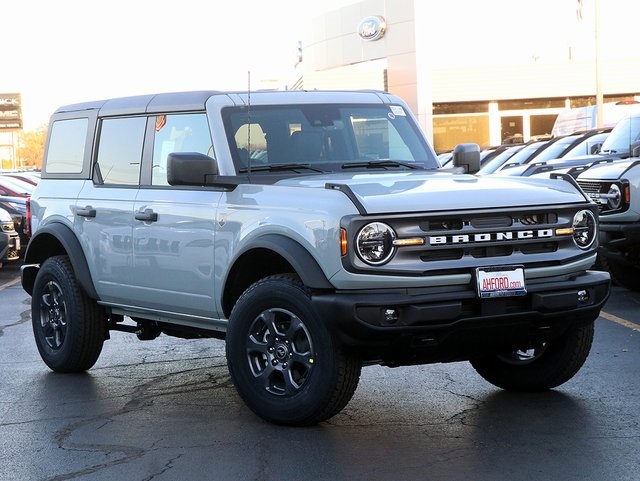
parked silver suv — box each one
[22,90,610,425]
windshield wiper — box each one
[341,160,423,170]
[239,163,325,173]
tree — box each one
[17,124,48,169]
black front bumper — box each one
[313,270,611,366]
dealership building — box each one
[294,0,640,152]
[0,93,22,169]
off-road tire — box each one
[31,255,106,372]
[470,320,595,391]
[226,274,361,426]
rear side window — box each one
[45,118,88,174]
[95,117,146,185]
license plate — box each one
[476,266,526,298]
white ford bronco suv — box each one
[22,90,610,425]
[576,158,640,291]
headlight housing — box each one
[606,184,622,210]
[572,209,597,250]
[356,222,396,265]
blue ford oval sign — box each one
[357,16,386,41]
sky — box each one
[2,0,637,131]
[3,0,353,130]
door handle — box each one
[135,208,158,222]
[76,206,96,218]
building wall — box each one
[299,0,640,151]
[301,0,432,136]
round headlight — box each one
[356,222,396,265]
[572,209,597,249]
[606,184,622,210]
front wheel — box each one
[225,275,361,426]
[470,320,595,391]
[31,255,106,372]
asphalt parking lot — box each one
[0,262,638,481]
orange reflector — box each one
[555,228,574,236]
[393,237,426,246]
[340,228,348,256]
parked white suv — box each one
[22,90,610,425]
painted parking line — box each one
[0,276,21,291]
[600,311,640,332]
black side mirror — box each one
[167,152,218,186]
[452,143,481,174]
[630,140,640,158]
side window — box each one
[95,117,146,185]
[152,113,212,185]
[45,118,88,174]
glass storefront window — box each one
[433,115,489,152]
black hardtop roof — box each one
[54,90,225,116]
[53,89,392,117]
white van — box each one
[552,101,640,137]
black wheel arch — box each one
[22,223,99,299]
[222,234,333,317]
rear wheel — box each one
[470,320,594,391]
[31,255,106,372]
[226,275,361,426]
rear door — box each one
[75,116,144,304]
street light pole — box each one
[595,0,603,128]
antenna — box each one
[247,70,252,179]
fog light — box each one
[384,308,399,323]
[577,289,590,303]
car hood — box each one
[0,207,13,223]
[276,171,587,214]
[499,154,623,178]
[578,158,640,181]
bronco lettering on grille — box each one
[429,229,553,245]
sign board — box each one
[357,16,386,41]
[0,93,23,130]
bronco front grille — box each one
[343,204,591,275]
[576,179,628,214]
[576,181,601,194]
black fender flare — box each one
[22,223,99,299]
[232,234,334,289]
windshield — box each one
[499,142,547,168]
[222,104,439,173]
[477,145,524,174]
[562,132,609,157]
[530,135,581,163]
[600,115,640,155]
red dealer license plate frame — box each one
[476,265,526,298]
